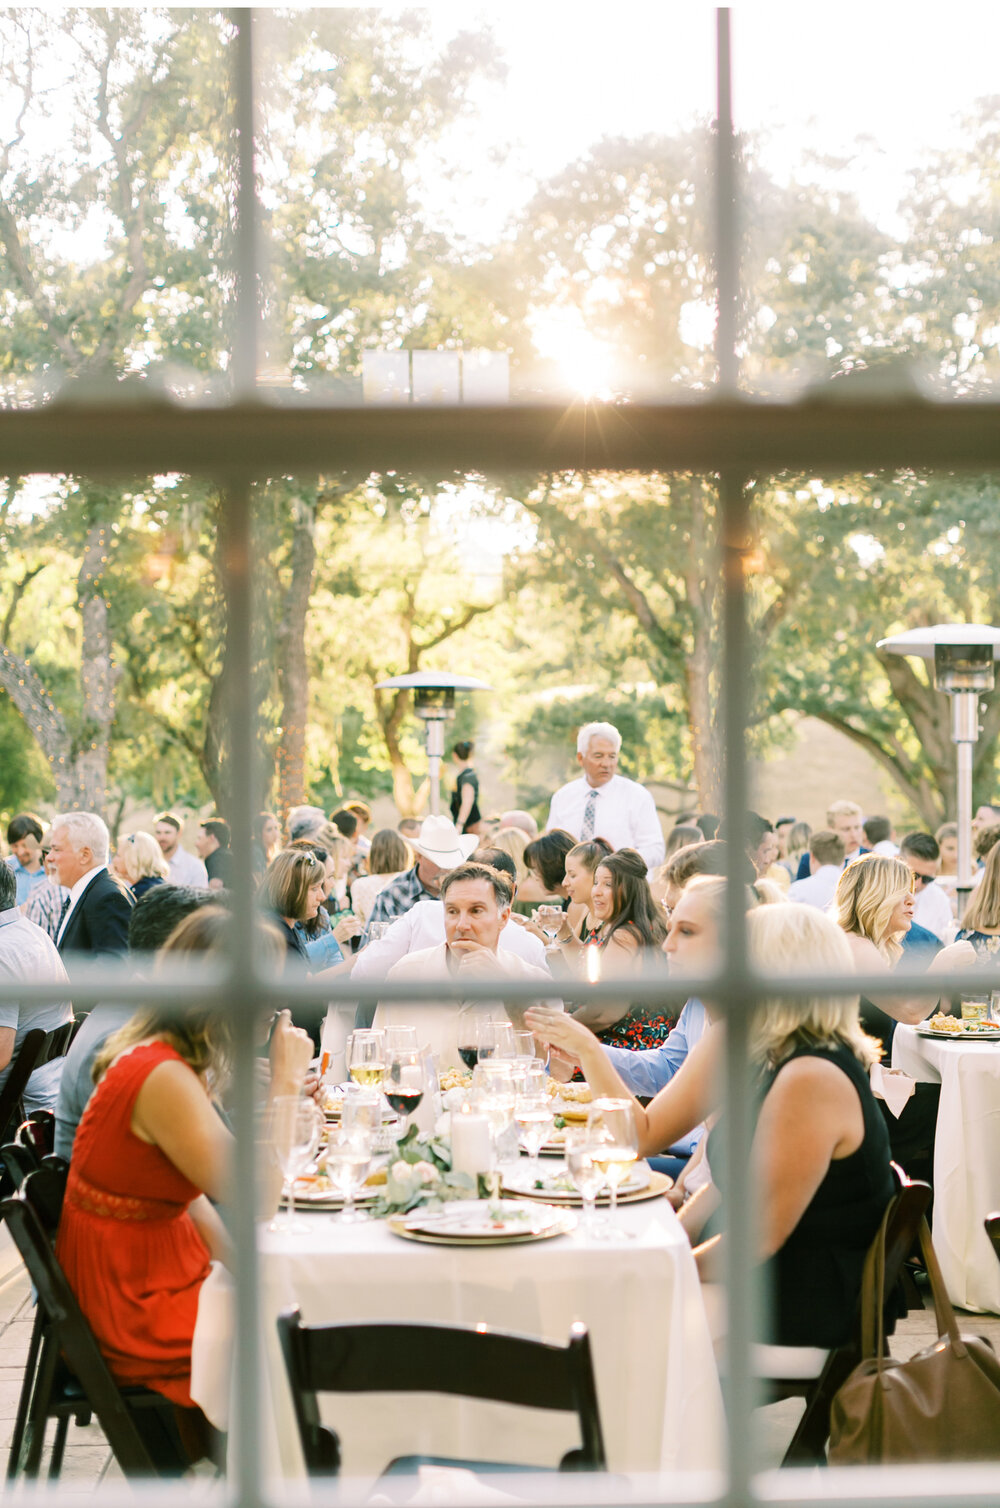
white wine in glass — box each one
[586,1097,639,1238]
[347,1028,386,1088]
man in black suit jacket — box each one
[49,812,133,962]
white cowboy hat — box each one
[411,814,479,869]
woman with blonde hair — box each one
[834,851,974,1182]
[529,902,895,1348]
[113,830,169,899]
[56,908,312,1457]
[349,828,411,928]
[957,839,1000,959]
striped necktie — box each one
[581,788,598,840]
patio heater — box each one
[877,624,1000,916]
[375,671,492,816]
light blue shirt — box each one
[603,997,708,1156]
[6,855,47,907]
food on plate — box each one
[546,1079,591,1104]
[439,1066,473,1093]
[928,1012,963,1034]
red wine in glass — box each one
[458,1046,479,1070]
[385,1087,424,1117]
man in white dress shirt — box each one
[545,721,665,870]
[787,829,845,910]
[900,831,955,944]
[154,812,208,888]
[376,862,558,1068]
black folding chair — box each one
[1,1168,187,1479]
[0,1029,46,1147]
[763,1174,932,1465]
[986,1213,1000,1271]
[277,1309,607,1480]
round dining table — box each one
[893,1023,1000,1313]
[255,1183,726,1487]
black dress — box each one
[757,1041,894,1347]
[450,767,481,832]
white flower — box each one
[413,1160,438,1185]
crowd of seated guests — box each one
[4,766,999,1466]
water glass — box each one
[268,1095,323,1232]
[564,1126,608,1237]
[515,1092,555,1171]
[324,1124,372,1223]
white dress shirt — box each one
[377,943,559,1069]
[55,864,108,947]
[546,774,665,869]
[167,846,209,888]
[912,880,956,944]
[787,864,841,911]
[352,898,547,983]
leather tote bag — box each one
[829,1212,1000,1463]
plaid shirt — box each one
[360,865,433,947]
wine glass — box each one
[586,1097,639,1239]
[346,1029,386,1089]
[514,1091,555,1173]
[564,1125,608,1237]
[535,904,564,942]
[385,1024,419,1053]
[267,1095,323,1232]
[384,1047,425,1137]
[477,1019,516,1062]
[324,1123,373,1224]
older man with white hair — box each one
[49,811,133,961]
[546,721,665,869]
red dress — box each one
[56,1041,212,1407]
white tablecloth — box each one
[893,1024,1000,1313]
[256,1192,725,1486]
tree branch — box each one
[0,563,45,644]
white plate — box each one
[916,1025,1000,1041]
[501,1160,651,1199]
[403,1199,569,1239]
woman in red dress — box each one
[56,908,312,1443]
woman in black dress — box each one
[449,741,482,835]
[528,900,896,1348]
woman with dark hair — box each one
[522,828,577,904]
[252,812,282,878]
[574,848,673,1049]
[449,741,482,835]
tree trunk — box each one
[374,685,418,816]
[684,635,723,813]
[276,496,317,819]
[72,523,118,813]
[0,646,76,805]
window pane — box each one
[0,10,235,408]
[254,7,717,404]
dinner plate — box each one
[501,1159,652,1199]
[388,1199,575,1245]
[501,1166,673,1205]
[283,1176,381,1209]
[915,1024,1000,1041]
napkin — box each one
[370,1465,530,1506]
[190,1260,234,1431]
[869,1062,916,1119]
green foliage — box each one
[0,693,55,818]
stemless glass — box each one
[384,1048,425,1137]
[513,1030,538,1065]
[515,1092,555,1172]
[346,1029,386,1089]
[268,1095,323,1232]
[586,1097,639,1240]
[324,1123,373,1224]
[564,1125,608,1237]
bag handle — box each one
[917,1216,968,1358]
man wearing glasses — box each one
[900,831,956,945]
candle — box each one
[451,1108,492,1176]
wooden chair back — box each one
[986,1213,1000,1271]
[277,1308,606,1477]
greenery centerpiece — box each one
[372,1125,482,1217]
